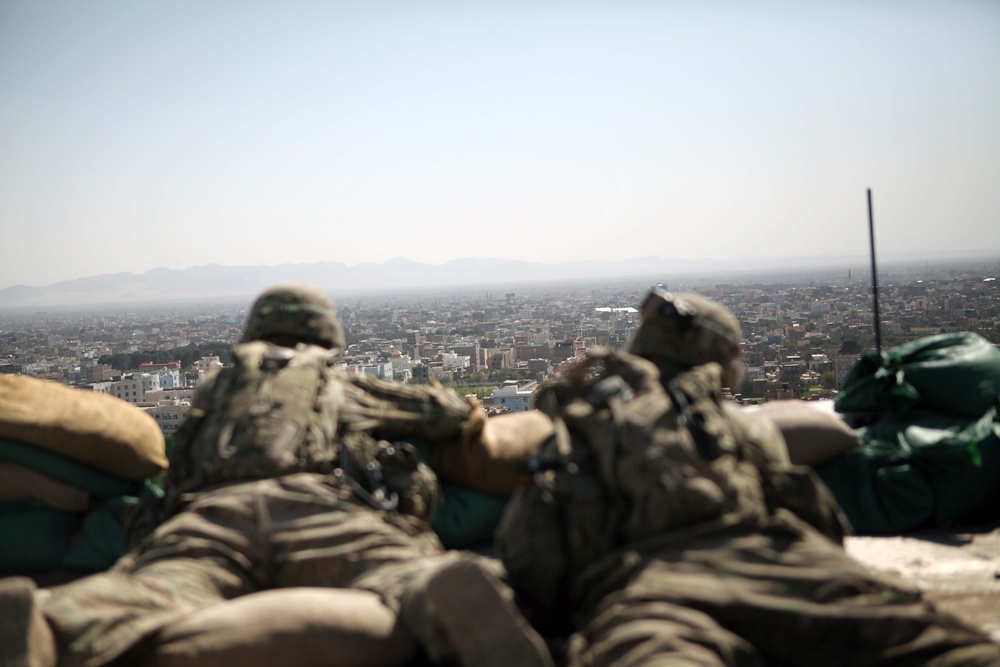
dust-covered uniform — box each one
[498,346,1000,666]
[29,283,551,667]
[39,342,478,667]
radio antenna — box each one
[867,188,882,356]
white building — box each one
[440,352,471,372]
[390,353,414,380]
[87,381,115,396]
[146,387,196,403]
[490,380,539,413]
[110,373,159,404]
[194,356,225,382]
[143,400,191,435]
[344,362,394,380]
[156,369,182,388]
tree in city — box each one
[838,338,863,355]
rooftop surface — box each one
[846,522,1000,642]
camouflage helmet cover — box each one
[627,287,743,387]
[241,282,345,350]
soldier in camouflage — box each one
[0,282,552,667]
[497,287,1000,667]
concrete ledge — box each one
[846,524,1000,641]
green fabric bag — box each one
[432,483,509,550]
[823,333,1000,534]
[63,496,136,572]
[817,407,1000,534]
[0,439,148,573]
[0,500,82,572]
[835,332,1000,419]
[410,439,510,549]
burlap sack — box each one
[755,400,860,466]
[139,588,417,667]
[0,375,167,480]
[432,411,555,495]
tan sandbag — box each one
[756,400,861,467]
[434,411,556,495]
[140,588,417,667]
[0,461,92,512]
[0,375,167,480]
[723,403,791,468]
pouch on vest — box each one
[338,432,440,524]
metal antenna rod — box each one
[867,188,882,356]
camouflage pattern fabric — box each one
[160,342,341,510]
[340,372,481,445]
[497,349,999,666]
[241,282,346,350]
[566,512,999,667]
[627,289,744,389]
[156,341,452,525]
[499,351,793,622]
[40,339,487,667]
[43,474,444,667]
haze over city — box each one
[2,1,998,292]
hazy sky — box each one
[2,1,998,290]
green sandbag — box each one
[817,407,1000,534]
[63,496,136,572]
[432,483,509,550]
[0,500,82,572]
[815,445,935,535]
[409,439,510,549]
[0,441,147,573]
[835,332,1000,419]
[0,437,138,499]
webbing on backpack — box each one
[161,342,442,523]
[500,351,777,615]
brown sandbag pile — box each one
[0,375,168,480]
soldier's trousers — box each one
[40,473,447,667]
[567,512,1000,667]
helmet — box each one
[241,282,345,350]
[627,287,743,387]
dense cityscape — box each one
[2,259,998,435]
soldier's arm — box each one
[342,374,474,442]
[343,374,554,495]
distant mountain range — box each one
[2,251,998,309]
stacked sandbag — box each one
[834,332,1000,420]
[753,399,861,467]
[816,332,1000,534]
[0,375,168,575]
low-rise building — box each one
[490,380,538,413]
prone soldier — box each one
[0,282,551,667]
[496,288,1000,666]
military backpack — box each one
[152,341,441,529]
[497,348,845,628]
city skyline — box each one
[2,1,998,291]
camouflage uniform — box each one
[7,283,551,667]
[498,289,1000,667]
